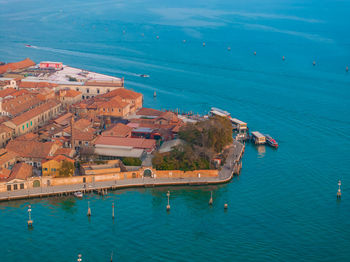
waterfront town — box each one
[0,58,245,200]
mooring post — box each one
[166,190,170,211]
[337,180,342,199]
[27,205,33,227]
[87,201,91,216]
[112,202,115,219]
[209,191,213,205]
[224,203,228,210]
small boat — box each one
[25,44,32,48]
[153,91,157,97]
[74,191,83,198]
[139,74,149,78]
[265,134,278,148]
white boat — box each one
[74,191,83,198]
[139,74,149,78]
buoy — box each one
[224,203,228,209]
[87,201,91,216]
[337,180,342,199]
[282,56,285,61]
[346,66,348,72]
[254,51,256,55]
[313,61,316,66]
[203,42,206,47]
[209,191,213,205]
[227,47,231,51]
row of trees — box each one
[152,116,233,171]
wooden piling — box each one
[209,191,213,205]
[87,201,91,216]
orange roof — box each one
[2,94,42,117]
[19,81,58,89]
[54,147,75,157]
[16,132,38,141]
[43,154,74,164]
[94,136,156,150]
[6,140,57,159]
[0,168,11,180]
[0,149,17,166]
[7,162,33,181]
[74,118,92,130]
[102,123,132,137]
[54,113,73,125]
[60,89,82,98]
[0,58,35,74]
[96,96,129,109]
[9,100,60,126]
[0,87,17,98]
[100,88,142,100]
[136,108,163,116]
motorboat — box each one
[139,74,149,78]
[265,134,279,148]
[74,191,83,198]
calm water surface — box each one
[0,0,350,261]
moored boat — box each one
[139,74,149,78]
[74,191,83,198]
[265,134,278,148]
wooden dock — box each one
[0,141,245,202]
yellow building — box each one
[42,155,75,177]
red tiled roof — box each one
[96,96,129,109]
[7,162,32,181]
[0,58,36,74]
[99,88,142,100]
[60,89,82,98]
[0,87,17,98]
[43,154,74,164]
[136,107,163,116]
[6,140,57,159]
[94,136,156,150]
[102,123,132,137]
[19,81,58,89]
[54,148,75,157]
[9,99,60,126]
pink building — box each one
[39,61,63,70]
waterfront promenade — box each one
[0,141,244,202]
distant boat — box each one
[153,91,157,97]
[25,44,32,48]
[74,191,83,198]
[139,74,149,78]
[265,134,279,148]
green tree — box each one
[58,160,75,177]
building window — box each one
[97,89,100,94]
[7,185,11,191]
[22,125,24,130]
[26,123,29,128]
[51,168,56,172]
[82,95,85,99]
[86,88,89,93]
[119,109,121,112]
[44,168,48,171]
[14,184,18,190]
[20,183,24,189]
[107,89,110,92]
[85,141,89,146]
[86,96,89,99]
[30,121,32,126]
[76,88,79,91]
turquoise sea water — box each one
[1,0,350,261]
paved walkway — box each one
[0,141,244,202]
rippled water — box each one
[0,0,350,261]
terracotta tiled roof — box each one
[99,88,142,100]
[0,149,17,166]
[74,118,92,130]
[11,89,29,97]
[0,58,36,74]
[94,136,156,150]
[60,89,82,98]
[73,127,96,141]
[43,154,74,164]
[0,87,17,98]
[0,123,13,133]
[6,140,57,159]
[102,123,132,137]
[0,168,11,180]
[15,132,38,141]
[9,99,60,126]
[19,81,58,89]
[54,148,75,157]
[136,108,163,116]
[54,113,73,125]
[7,162,33,181]
[2,94,42,117]
[96,96,129,109]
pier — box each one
[0,141,245,202]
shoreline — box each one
[0,141,244,202]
